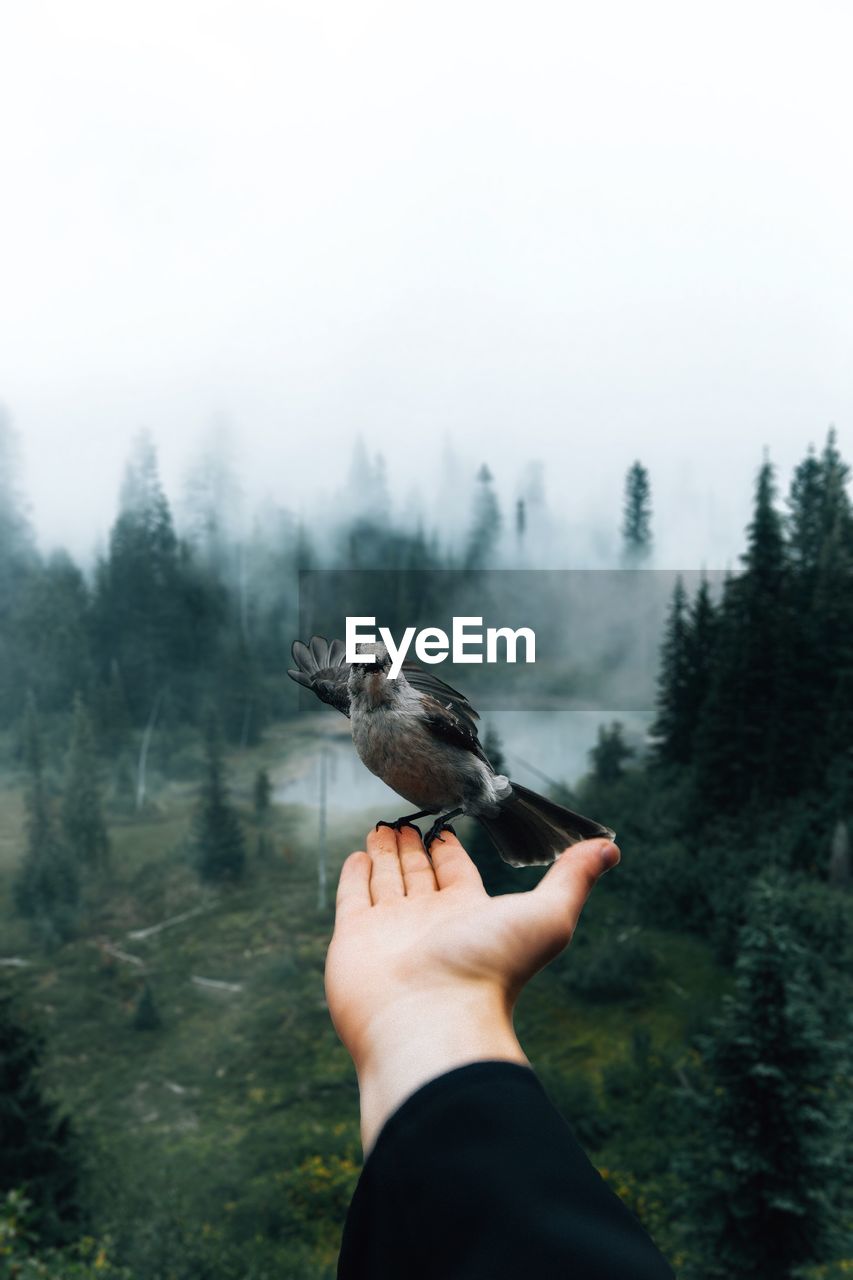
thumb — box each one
[531,837,620,946]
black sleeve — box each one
[337,1060,675,1280]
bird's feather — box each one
[288,636,351,716]
[418,693,491,766]
[309,635,328,668]
[287,669,314,690]
[478,782,615,866]
[287,635,485,726]
[401,663,480,722]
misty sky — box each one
[1,0,851,566]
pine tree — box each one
[689,573,748,819]
[515,498,526,545]
[14,696,80,946]
[92,433,177,719]
[775,433,851,805]
[61,693,110,874]
[589,721,634,785]
[683,575,715,732]
[621,461,652,563]
[818,427,853,550]
[786,444,826,572]
[810,434,853,796]
[192,711,246,883]
[776,437,853,804]
[10,553,94,717]
[92,432,224,724]
[680,878,847,1279]
[0,991,81,1245]
[0,412,40,727]
[180,424,243,575]
[465,464,502,568]
[809,522,853,794]
[688,440,853,827]
[0,407,38,614]
[691,460,792,817]
[650,578,692,765]
[94,659,132,759]
[653,575,718,769]
[743,456,787,589]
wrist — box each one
[353,982,528,1155]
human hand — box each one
[325,824,620,1152]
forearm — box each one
[339,1061,676,1280]
[353,983,528,1154]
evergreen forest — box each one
[0,421,850,1279]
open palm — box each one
[325,824,619,1083]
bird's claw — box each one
[375,818,423,835]
[423,819,456,852]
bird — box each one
[287,635,615,867]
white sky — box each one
[1,0,851,565]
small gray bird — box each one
[288,635,615,867]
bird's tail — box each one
[477,781,615,868]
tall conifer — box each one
[692,462,791,816]
[61,693,110,873]
[651,577,692,765]
[680,878,846,1279]
[465,465,502,568]
[0,992,81,1244]
[192,711,246,883]
[14,696,79,945]
[621,461,653,562]
[590,721,634,784]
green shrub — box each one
[0,1190,130,1280]
[566,928,657,1003]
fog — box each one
[1,0,851,567]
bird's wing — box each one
[287,636,351,716]
[402,664,480,723]
[418,692,492,767]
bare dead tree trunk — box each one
[136,688,164,812]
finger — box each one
[398,824,437,895]
[429,829,483,892]
[335,850,371,922]
[531,839,620,945]
[366,825,405,902]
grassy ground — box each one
[0,723,727,1277]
